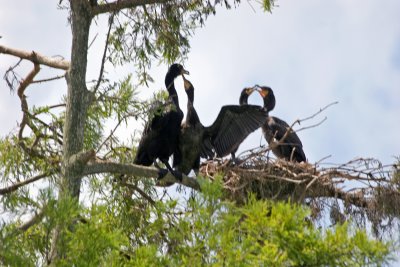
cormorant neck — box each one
[263,94,276,112]
[185,88,194,105]
[239,93,249,105]
[185,88,200,125]
[165,73,180,107]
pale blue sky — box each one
[1,1,399,166]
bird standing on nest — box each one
[257,86,307,163]
[173,76,267,174]
[134,63,189,180]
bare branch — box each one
[17,64,44,157]
[32,74,66,84]
[297,101,338,125]
[91,0,172,16]
[0,172,52,195]
[3,59,23,91]
[277,102,338,146]
[93,13,114,94]
[0,44,70,70]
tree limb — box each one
[91,0,172,16]
[0,44,70,70]
[17,208,46,232]
[83,159,201,191]
[0,172,52,195]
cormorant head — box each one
[168,63,189,78]
[165,64,190,90]
[256,86,276,112]
[239,87,256,105]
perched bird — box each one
[257,86,307,162]
[173,77,267,174]
[173,75,204,175]
[134,63,189,180]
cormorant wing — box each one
[204,105,268,157]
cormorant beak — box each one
[245,87,255,95]
[181,68,190,75]
[253,84,261,91]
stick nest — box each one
[199,148,400,235]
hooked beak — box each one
[245,87,256,95]
[253,84,261,91]
[181,68,190,75]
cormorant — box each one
[173,77,267,174]
[204,86,266,160]
[257,86,307,162]
[134,63,189,180]
[228,87,258,161]
[173,75,204,175]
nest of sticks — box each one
[199,147,400,233]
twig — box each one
[93,13,114,95]
[297,101,338,124]
[0,172,53,195]
[295,116,327,133]
[120,181,156,205]
[17,63,43,157]
[32,74,66,84]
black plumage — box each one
[204,87,266,160]
[257,86,307,163]
[173,77,267,174]
[134,63,189,179]
[173,75,204,175]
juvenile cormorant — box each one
[173,77,267,174]
[134,63,189,179]
[257,86,307,162]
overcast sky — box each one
[1,0,400,166]
[1,3,399,262]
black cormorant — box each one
[173,75,204,175]
[204,86,266,160]
[228,87,258,161]
[134,63,189,179]
[257,86,307,162]
[173,77,266,174]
